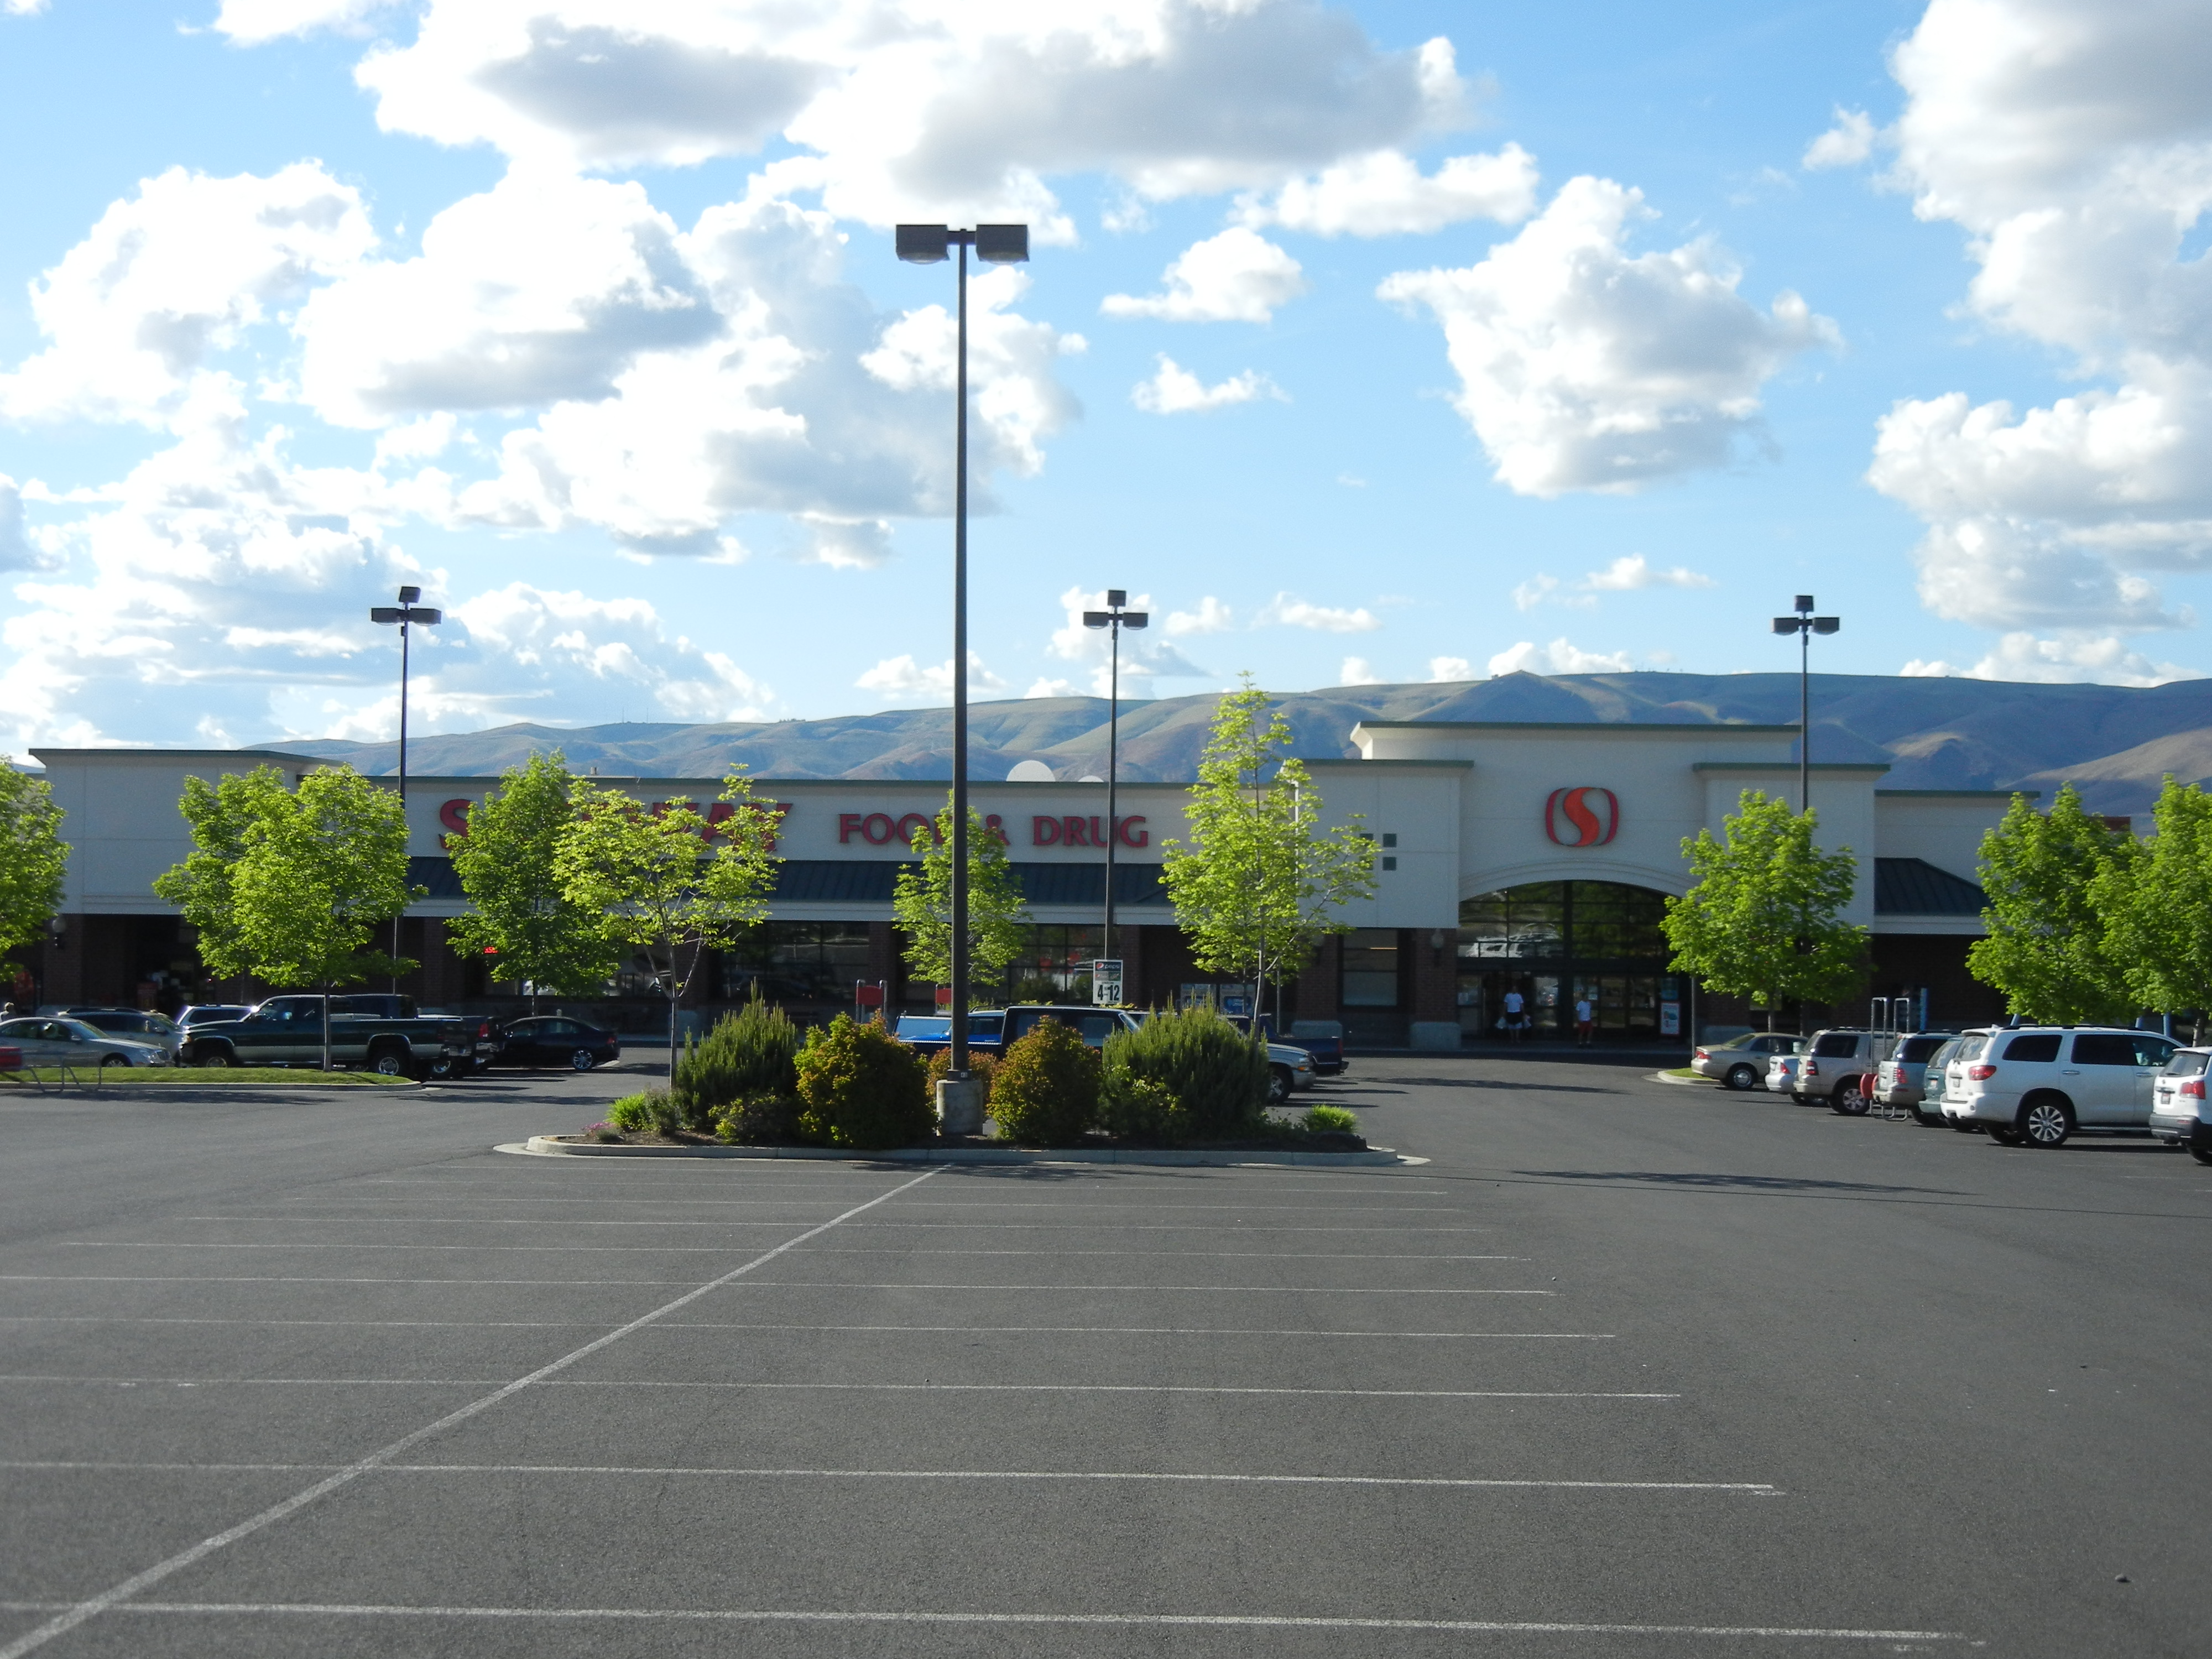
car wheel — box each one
[198,1046,236,1068]
[428,1055,465,1080]
[2191,1145,2212,1166]
[2020,1096,2073,1148]
[1267,1065,1293,1105]
[570,1048,597,1072]
[369,1048,409,1077]
[1986,1123,2023,1146]
[1724,1063,1758,1091]
[100,1053,127,1070]
[1833,1079,1869,1115]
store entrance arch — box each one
[1456,880,1681,1043]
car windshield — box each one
[2161,1050,2209,1077]
[1953,1033,1993,1062]
[1898,1035,1947,1062]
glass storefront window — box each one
[721,923,872,1003]
[1341,928,1400,1007]
[1003,925,1103,1003]
[1455,882,1674,1041]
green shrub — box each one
[713,1092,802,1145]
[989,1016,1101,1145]
[794,1014,933,1149]
[673,993,802,1130]
[924,1046,997,1104]
[1302,1103,1360,1134]
[606,1088,680,1135]
[1099,1073,1187,1144]
[1102,1005,1266,1137]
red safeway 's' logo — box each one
[1545,787,1619,847]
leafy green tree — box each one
[157,764,416,1069]
[555,767,782,1084]
[447,752,620,1009]
[893,797,1032,1000]
[1159,675,1376,1025]
[1969,784,2139,1026]
[0,763,67,981]
[2096,775,2212,1036]
[1662,790,1867,1032]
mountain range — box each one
[278,670,2212,816]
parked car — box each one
[178,995,483,1078]
[0,1015,173,1069]
[494,1015,620,1071]
[893,1011,1008,1055]
[1693,1031,1804,1091]
[1287,1020,1348,1076]
[1944,1025,2179,1146]
[2150,1047,2212,1164]
[1871,1031,1957,1119]
[178,1004,253,1030]
[48,1006,182,1060]
[1763,1050,1806,1095]
[898,1004,1317,1103]
[1780,1029,1905,1112]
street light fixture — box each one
[1771,594,1839,813]
[371,585,441,989]
[895,221,1029,1113]
[1082,591,1147,979]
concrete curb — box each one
[507,1136,1423,1168]
[1649,1070,1714,1089]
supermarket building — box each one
[24,718,2013,1045]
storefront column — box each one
[1408,924,1460,1050]
[43,916,88,1005]
[1302,936,1343,1020]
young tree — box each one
[447,752,620,1008]
[893,798,1032,1000]
[0,762,67,983]
[1969,784,2138,1027]
[1662,790,1867,1032]
[2098,776,2212,1037]
[555,767,782,1084]
[157,764,416,1070]
[1160,675,1378,1028]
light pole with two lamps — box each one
[1771,594,1838,813]
[894,222,1029,1132]
[1081,592,1147,997]
[370,586,441,990]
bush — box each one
[673,993,802,1130]
[989,1016,1100,1145]
[1302,1103,1360,1135]
[713,1092,802,1145]
[1099,1073,1186,1144]
[924,1046,998,1104]
[794,1014,933,1149]
[1102,1005,1266,1138]
[606,1088,680,1136]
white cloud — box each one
[1803,108,1877,170]
[1165,596,1234,636]
[214,0,395,43]
[6,0,50,14]
[1428,655,1472,681]
[1379,176,1837,496]
[1906,630,2203,687]
[1580,554,1717,592]
[1256,593,1380,633]
[1511,575,1558,611]
[1026,676,1078,699]
[1486,638,1635,675]
[0,163,375,429]
[855,651,1007,702]
[1237,144,1539,236]
[0,476,60,573]
[1338,656,1383,685]
[1130,356,1285,414]
[1866,0,2212,651]
[1102,229,1306,324]
[1046,585,1210,695]
[796,514,893,570]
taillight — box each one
[1694,1049,1708,1061]
[2182,1079,2205,1099]
[477,1020,493,1039]
[1968,1063,1996,1081]
[1803,1060,1818,1077]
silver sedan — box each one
[0,1016,173,1070]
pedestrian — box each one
[1501,987,1525,1042]
[1574,993,1595,1047]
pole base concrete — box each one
[937,1075,985,1136]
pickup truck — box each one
[178,995,490,1078]
[898,1004,1318,1103]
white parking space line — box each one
[0,1601,1960,1640]
[734,1282,1554,1294]
[0,1463,1774,1493]
[59,1243,1521,1260]
[0,1166,946,1659]
[0,1317,1616,1337]
[0,1376,1674,1399]
[175,1217,1496,1232]
[0,1275,792,1286]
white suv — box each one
[1945,1026,2178,1147]
[1767,1028,1901,1112]
[2149,1047,2212,1165]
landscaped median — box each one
[521,1000,1410,1167]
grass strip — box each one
[0,1068,415,1089]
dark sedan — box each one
[493,1016,620,1071]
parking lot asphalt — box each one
[2,1053,2208,1657]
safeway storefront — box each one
[27,715,2012,1044]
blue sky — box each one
[3,0,2208,752]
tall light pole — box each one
[895,222,1029,1095]
[1771,594,1838,812]
[1082,591,1147,974]
[371,585,441,992]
